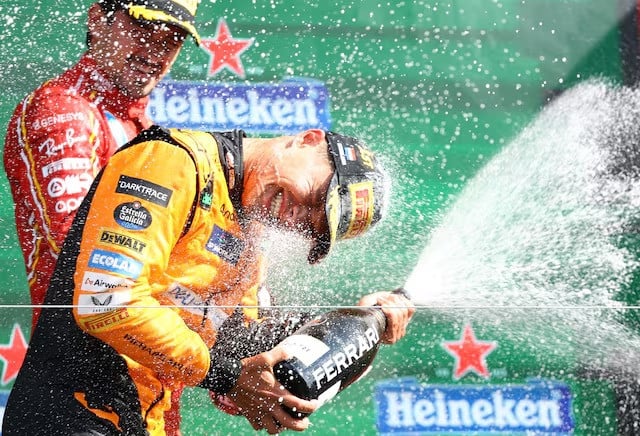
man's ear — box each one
[293,129,325,148]
[87,3,106,42]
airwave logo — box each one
[375,378,574,434]
[148,79,331,134]
[81,271,132,293]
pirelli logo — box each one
[99,229,147,254]
[83,309,130,332]
[345,181,374,238]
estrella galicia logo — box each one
[114,201,152,230]
[116,175,172,207]
[88,249,143,278]
[205,225,244,265]
[375,378,574,434]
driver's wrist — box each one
[197,350,242,394]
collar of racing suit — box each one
[212,130,246,224]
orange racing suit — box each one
[3,127,266,435]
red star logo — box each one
[0,324,28,385]
[442,324,496,380]
[200,19,254,78]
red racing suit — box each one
[3,127,266,435]
[3,54,152,327]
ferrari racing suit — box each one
[3,54,152,327]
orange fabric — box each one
[71,129,263,434]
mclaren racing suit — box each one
[3,54,152,327]
[3,127,266,435]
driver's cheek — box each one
[310,206,328,237]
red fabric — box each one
[165,385,185,436]
[3,54,152,330]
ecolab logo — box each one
[375,378,574,433]
[148,79,331,134]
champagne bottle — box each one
[273,305,387,418]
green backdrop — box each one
[0,0,637,434]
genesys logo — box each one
[375,378,574,434]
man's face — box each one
[244,135,333,240]
[89,8,187,98]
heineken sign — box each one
[148,79,331,134]
[375,378,574,433]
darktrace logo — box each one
[116,175,172,207]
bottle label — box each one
[317,380,341,405]
[278,334,330,367]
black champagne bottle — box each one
[273,306,387,418]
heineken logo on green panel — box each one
[375,378,574,433]
[148,79,331,135]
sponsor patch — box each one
[32,112,85,130]
[42,157,92,177]
[47,173,93,197]
[88,249,143,278]
[114,201,152,230]
[83,309,131,331]
[375,378,574,434]
[81,271,133,293]
[99,229,147,254]
[205,225,244,265]
[199,177,213,210]
[345,181,374,238]
[164,283,228,328]
[116,175,173,207]
[77,291,133,315]
[338,143,358,165]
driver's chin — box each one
[117,77,158,99]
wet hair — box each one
[86,0,123,47]
[97,0,125,15]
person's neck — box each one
[241,137,267,178]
